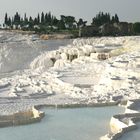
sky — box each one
[0,0,140,24]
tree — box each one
[41,12,45,24]
[66,16,76,29]
[52,16,59,26]
[4,13,8,26]
[44,12,53,25]
[77,18,87,28]
[133,22,140,33]
[60,15,76,29]
[112,16,116,23]
[94,12,119,26]
[34,18,38,25]
[28,16,34,29]
[8,17,12,26]
[57,19,65,30]
[44,13,48,24]
[24,13,28,25]
[14,12,21,25]
[47,12,52,25]
[37,13,40,24]
[114,14,119,23]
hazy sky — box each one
[0,0,140,24]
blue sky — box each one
[0,0,140,24]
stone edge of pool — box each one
[0,107,45,127]
[100,99,140,140]
[0,101,121,128]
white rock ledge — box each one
[0,107,45,127]
[0,101,121,128]
[100,99,140,140]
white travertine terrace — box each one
[0,31,140,139]
[100,100,140,140]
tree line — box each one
[4,12,87,33]
[92,12,119,26]
[3,11,140,36]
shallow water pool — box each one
[0,106,124,140]
[118,122,140,140]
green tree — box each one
[34,18,38,25]
[92,12,111,26]
[41,12,45,24]
[37,13,40,24]
[14,12,21,25]
[4,13,8,26]
[8,17,12,26]
[44,13,48,24]
[60,15,76,29]
[77,18,87,28]
[133,22,140,33]
[114,14,119,23]
[52,16,59,26]
[111,16,115,23]
[57,19,65,30]
[28,16,34,29]
[47,12,52,25]
[24,13,28,25]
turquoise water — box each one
[119,122,140,140]
[0,106,124,140]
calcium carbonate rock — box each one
[90,53,98,59]
[54,59,68,68]
[61,53,68,60]
[77,49,85,57]
[30,55,54,71]
[84,45,96,54]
